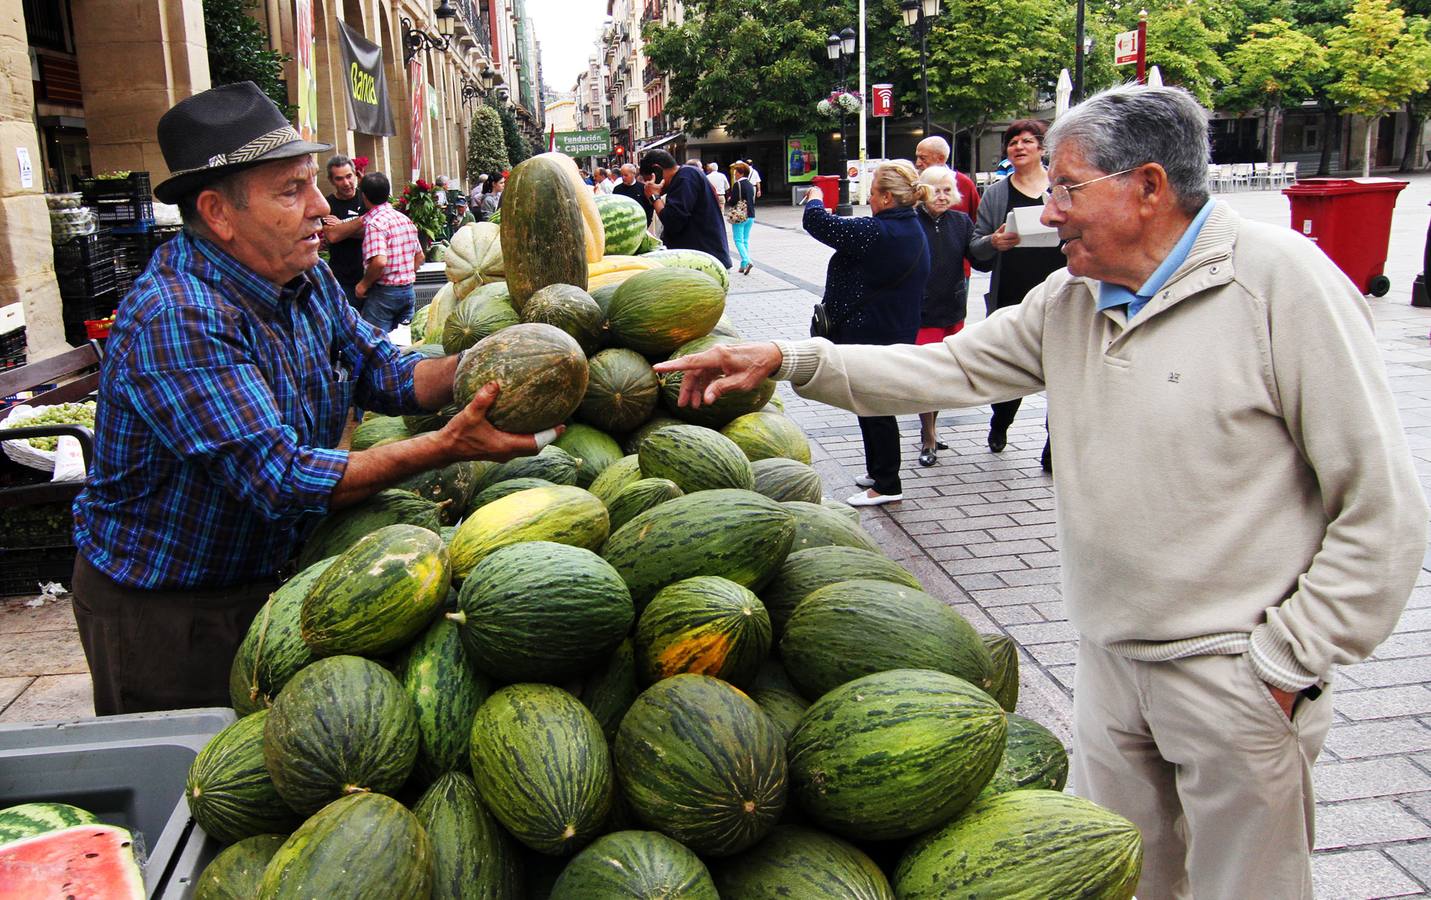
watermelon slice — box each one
[0,802,101,843]
[0,824,144,899]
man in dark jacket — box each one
[640,149,731,268]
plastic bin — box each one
[812,174,841,208]
[0,708,235,898]
[1283,177,1408,296]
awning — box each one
[635,132,683,154]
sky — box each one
[525,0,610,94]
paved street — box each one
[2,176,1429,897]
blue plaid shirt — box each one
[73,232,423,590]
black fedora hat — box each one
[153,81,332,204]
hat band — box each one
[169,125,305,178]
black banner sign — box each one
[337,20,395,136]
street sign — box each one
[1114,29,1140,65]
[554,130,613,156]
[872,83,893,118]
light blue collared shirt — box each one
[1096,198,1216,320]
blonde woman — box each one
[801,160,931,506]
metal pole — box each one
[858,0,868,205]
[920,14,931,137]
[837,50,852,216]
[1136,9,1148,85]
[1073,0,1086,103]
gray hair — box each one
[916,164,962,207]
[178,168,252,239]
[325,154,354,176]
[1046,83,1211,214]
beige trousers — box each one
[1070,641,1333,900]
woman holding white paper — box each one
[970,119,1064,470]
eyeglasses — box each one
[1042,167,1138,211]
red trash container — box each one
[812,174,841,207]
[1282,177,1408,296]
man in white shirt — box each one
[706,162,730,211]
[745,159,763,197]
[595,168,616,194]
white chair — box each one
[1231,163,1253,191]
[1214,164,1234,192]
[1207,164,1222,192]
[975,171,991,187]
[1253,162,1271,189]
[1284,160,1299,185]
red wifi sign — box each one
[872,84,894,118]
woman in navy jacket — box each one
[804,160,931,506]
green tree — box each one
[491,100,530,166]
[1125,2,1232,106]
[203,0,294,118]
[466,105,509,180]
[1325,0,1431,174]
[1220,19,1327,161]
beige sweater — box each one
[774,202,1426,690]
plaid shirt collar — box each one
[189,232,316,314]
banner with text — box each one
[553,130,612,157]
[337,20,395,136]
[295,0,318,140]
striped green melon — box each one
[643,248,731,292]
[552,830,718,900]
[783,500,881,553]
[600,489,796,609]
[396,461,484,526]
[751,657,808,744]
[403,401,458,435]
[621,414,682,455]
[893,790,1143,900]
[501,154,590,308]
[594,193,649,256]
[453,322,589,433]
[469,476,556,511]
[983,632,1020,712]
[449,484,609,578]
[409,303,431,342]
[521,283,605,354]
[710,314,741,339]
[443,284,520,353]
[263,655,419,815]
[979,713,1069,797]
[553,423,623,487]
[229,557,335,715]
[821,498,861,522]
[0,803,100,844]
[751,458,823,504]
[781,579,993,700]
[452,541,633,681]
[404,341,448,359]
[660,335,776,428]
[571,637,640,742]
[186,711,298,843]
[396,618,492,779]
[607,477,683,531]
[761,546,921,635]
[721,412,812,464]
[258,792,432,900]
[469,684,612,855]
[787,669,1007,840]
[638,424,754,493]
[615,674,787,856]
[300,524,450,656]
[350,416,411,450]
[635,576,771,688]
[296,489,443,570]
[476,444,581,490]
[580,348,660,434]
[413,771,522,900]
[607,267,726,355]
[711,824,894,900]
[193,834,286,900]
[636,230,663,254]
[590,282,619,317]
[588,454,643,505]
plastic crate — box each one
[0,327,24,370]
[80,172,152,201]
[61,291,119,325]
[82,174,155,229]
[57,261,117,299]
[0,545,77,595]
[93,198,155,227]
[53,231,116,274]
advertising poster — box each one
[553,130,613,157]
[336,20,395,136]
[786,134,818,184]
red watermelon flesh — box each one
[0,824,144,899]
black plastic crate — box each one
[57,264,117,300]
[0,545,77,595]
[93,198,154,226]
[80,172,152,202]
[1,503,75,551]
[61,291,119,325]
[53,232,115,274]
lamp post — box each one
[402,15,450,64]
[826,27,856,216]
[899,0,941,137]
[1073,0,1086,103]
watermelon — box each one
[635,576,771,688]
[193,833,286,900]
[443,284,520,353]
[588,453,643,505]
[983,632,1021,712]
[607,477,683,531]
[711,824,894,900]
[571,637,640,741]
[787,669,1006,839]
[409,303,431,343]
[722,411,812,464]
[580,348,660,434]
[615,674,787,856]
[413,771,522,900]
[448,484,609,578]
[396,618,493,778]
[452,541,634,682]
[258,793,433,899]
[751,457,823,504]
[501,154,591,308]
[521,283,605,354]
[601,489,796,609]
[893,790,1143,900]
[606,267,727,355]
[263,655,419,815]
[643,247,731,291]
[300,523,450,657]
[0,824,143,900]
[638,424,755,493]
[0,803,99,844]
[783,500,881,552]
[350,415,411,450]
[453,323,589,433]
[636,230,663,254]
[621,414,682,455]
[296,489,443,571]
[660,335,775,428]
[469,684,613,855]
[469,476,556,510]
[553,423,624,487]
[594,193,649,256]
[476,444,581,490]
[780,579,993,700]
[397,461,484,526]
[551,830,718,899]
[229,557,335,715]
[980,713,1069,797]
[186,710,299,843]
[761,546,921,635]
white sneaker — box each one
[846,490,903,507]
[854,474,876,488]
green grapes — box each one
[15,401,96,452]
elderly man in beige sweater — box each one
[655,84,1426,900]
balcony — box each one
[642,64,662,87]
[625,88,644,110]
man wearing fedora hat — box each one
[69,82,546,715]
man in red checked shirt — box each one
[355,171,424,332]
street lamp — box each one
[435,0,456,38]
[1073,0,1087,103]
[826,26,857,216]
[402,16,449,64]
[900,0,941,137]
